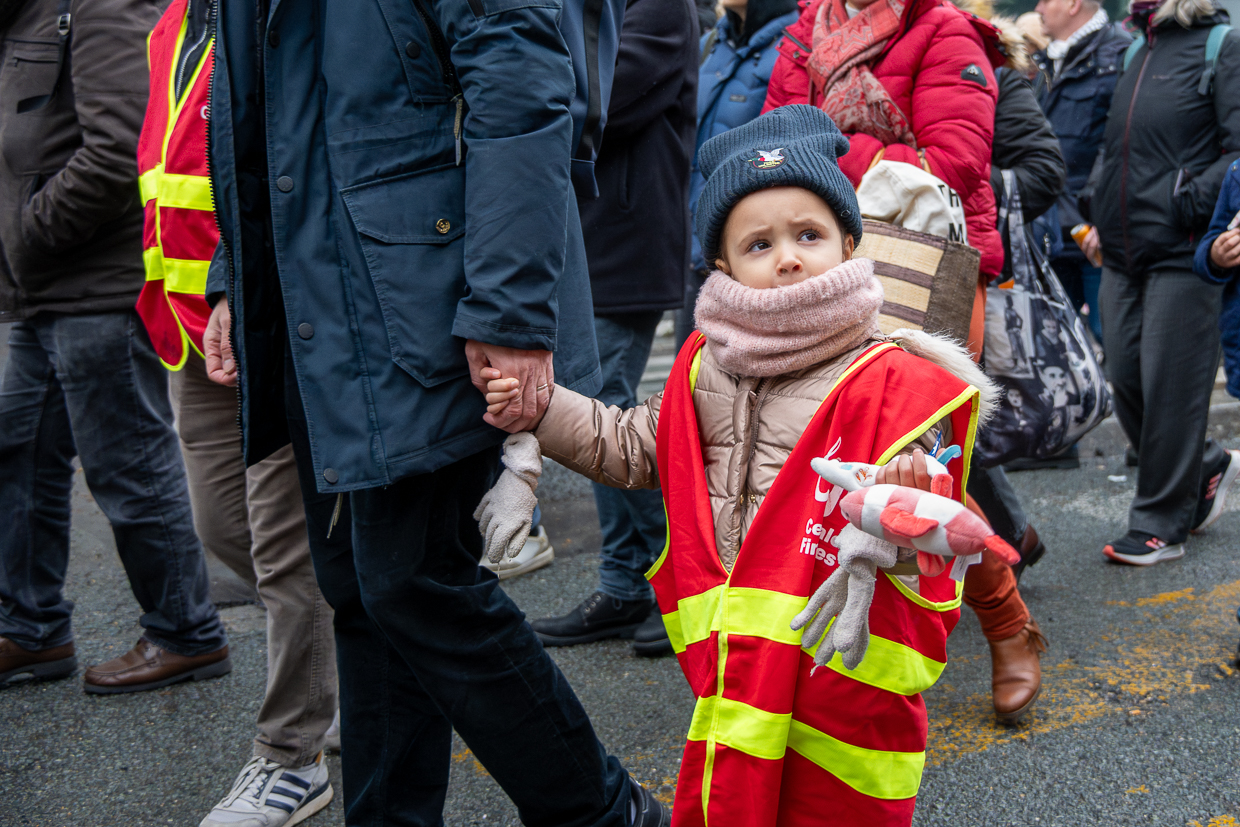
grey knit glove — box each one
[474,433,542,564]
[791,524,898,672]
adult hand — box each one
[1078,226,1101,267]
[464,340,553,433]
[204,300,237,387]
[1211,228,1240,270]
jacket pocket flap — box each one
[341,164,465,244]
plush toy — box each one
[794,448,1019,672]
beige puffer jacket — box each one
[536,337,949,571]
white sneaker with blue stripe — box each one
[199,753,333,827]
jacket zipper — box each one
[410,0,465,164]
[731,378,773,558]
[1119,36,1151,273]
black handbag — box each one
[976,171,1112,467]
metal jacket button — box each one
[435,218,451,234]
[297,323,314,340]
[276,176,294,192]
[322,468,338,484]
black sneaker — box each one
[632,608,673,657]
[629,778,670,827]
[531,591,653,647]
[1192,449,1240,533]
[1103,531,1185,566]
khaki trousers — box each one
[170,352,336,767]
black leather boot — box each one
[531,591,653,646]
[632,607,673,657]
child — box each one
[482,106,994,826]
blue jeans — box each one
[593,312,667,603]
[1052,256,1103,343]
[285,364,630,826]
[0,312,225,656]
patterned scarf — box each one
[807,0,917,149]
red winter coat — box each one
[763,0,1004,279]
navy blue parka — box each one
[207,0,602,492]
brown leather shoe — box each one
[989,618,1047,725]
[83,638,231,695]
[1010,524,1047,583]
[0,636,77,688]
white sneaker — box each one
[200,753,333,827]
[480,525,555,581]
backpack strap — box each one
[16,0,73,114]
[1199,23,1233,95]
[1122,33,1145,73]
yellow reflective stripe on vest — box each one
[668,585,944,695]
[140,164,214,211]
[143,246,210,294]
[687,695,925,799]
[787,718,924,800]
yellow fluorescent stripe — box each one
[644,504,671,581]
[688,695,790,761]
[689,347,704,392]
[885,572,964,613]
[788,718,925,800]
[143,246,164,281]
[804,622,946,696]
[162,258,211,294]
[139,165,162,204]
[678,585,725,649]
[726,588,806,646]
[875,384,979,476]
[157,172,214,211]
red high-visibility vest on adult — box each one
[653,333,980,826]
[135,0,215,370]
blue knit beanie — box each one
[696,105,862,265]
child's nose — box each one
[777,246,802,274]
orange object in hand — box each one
[1072,223,1102,267]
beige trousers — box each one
[170,352,337,768]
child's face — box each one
[714,187,854,289]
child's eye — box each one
[800,230,820,242]
[747,240,771,253]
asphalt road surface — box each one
[2,321,1239,826]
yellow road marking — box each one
[926,580,1240,767]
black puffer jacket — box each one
[578,0,699,313]
[1093,6,1240,273]
[991,66,1066,223]
[0,0,159,321]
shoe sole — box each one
[1103,544,1186,566]
[995,683,1041,726]
[536,623,644,647]
[1193,451,1240,533]
[83,655,232,695]
[287,782,334,826]
[632,638,674,657]
[491,546,555,582]
[0,655,78,689]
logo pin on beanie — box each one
[696,105,863,264]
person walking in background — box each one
[134,2,337,824]
[1195,160,1240,401]
[532,0,699,657]
[675,0,802,346]
[1032,0,1131,361]
[0,0,230,693]
[1090,0,1240,565]
[205,0,669,823]
[762,0,1007,339]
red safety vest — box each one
[135,0,216,370]
[652,334,980,827]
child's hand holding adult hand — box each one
[1210,228,1240,270]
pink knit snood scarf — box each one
[693,258,883,377]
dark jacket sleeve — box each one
[1194,162,1240,283]
[603,0,699,138]
[1180,31,1240,230]
[990,68,1066,222]
[438,0,579,351]
[21,0,151,253]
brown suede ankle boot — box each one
[989,618,1047,724]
